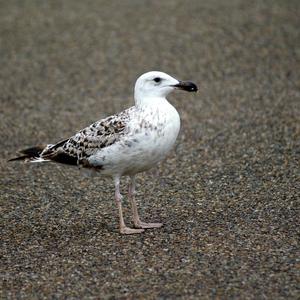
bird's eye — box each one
[153,77,161,83]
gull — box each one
[10,71,198,234]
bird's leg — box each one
[114,176,144,234]
[128,176,163,229]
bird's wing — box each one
[41,107,134,166]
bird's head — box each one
[134,71,198,105]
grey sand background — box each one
[1,1,299,299]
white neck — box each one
[134,95,170,108]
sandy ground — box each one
[1,0,299,299]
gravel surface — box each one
[1,1,299,299]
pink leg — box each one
[128,176,163,229]
[114,176,144,235]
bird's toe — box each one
[120,227,145,234]
[134,222,163,229]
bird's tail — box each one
[8,145,48,162]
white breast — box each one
[89,100,180,176]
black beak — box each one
[173,81,198,92]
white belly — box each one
[89,103,180,176]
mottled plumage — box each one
[40,107,133,168]
[10,71,198,234]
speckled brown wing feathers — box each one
[41,109,132,166]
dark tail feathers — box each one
[8,145,46,162]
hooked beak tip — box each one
[173,81,198,92]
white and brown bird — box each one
[10,71,198,234]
